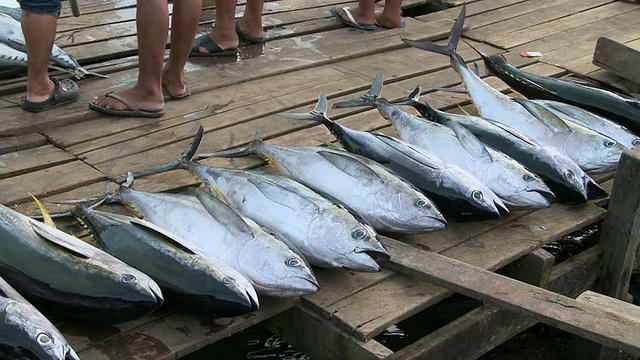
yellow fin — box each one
[317,139,338,148]
[29,193,56,228]
[261,152,282,173]
[206,183,230,205]
[457,104,471,116]
[509,88,527,99]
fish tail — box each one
[128,126,204,178]
[196,132,262,160]
[390,85,422,107]
[277,92,329,123]
[332,69,384,109]
[402,3,466,56]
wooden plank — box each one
[268,306,393,360]
[499,248,555,288]
[0,145,76,180]
[593,37,640,85]
[69,297,299,360]
[392,243,603,360]
[0,161,107,205]
[0,133,47,153]
[381,237,640,357]
[577,290,640,322]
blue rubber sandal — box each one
[330,7,378,31]
[235,19,265,44]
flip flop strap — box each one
[342,7,363,27]
[105,92,140,112]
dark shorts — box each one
[17,0,62,16]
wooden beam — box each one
[499,248,555,287]
[593,37,640,86]
[380,237,640,356]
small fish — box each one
[203,133,448,235]
[0,203,163,323]
[278,92,504,221]
[72,204,263,315]
[132,127,389,272]
[401,4,626,174]
[0,275,79,360]
[392,86,608,202]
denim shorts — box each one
[17,0,62,16]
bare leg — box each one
[21,12,57,103]
[91,0,168,112]
[237,0,265,40]
[377,0,404,28]
[163,0,202,96]
[197,0,237,53]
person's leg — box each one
[21,11,57,103]
[91,0,168,112]
[377,0,404,29]
[163,0,202,96]
[236,0,264,40]
[193,0,238,54]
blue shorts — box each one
[17,0,62,16]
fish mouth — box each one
[65,347,80,360]
[586,179,609,200]
[362,249,391,264]
[247,292,260,311]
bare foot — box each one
[162,70,189,98]
[376,14,404,29]
[237,18,264,40]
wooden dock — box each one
[2,0,640,359]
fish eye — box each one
[604,140,617,148]
[564,170,575,180]
[522,174,535,181]
[352,229,367,239]
[472,190,483,201]
[633,139,640,147]
[286,258,301,267]
[223,277,236,285]
[121,274,137,283]
[415,199,429,208]
[36,333,52,346]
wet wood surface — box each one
[1,0,639,358]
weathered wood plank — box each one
[577,290,640,322]
[0,145,76,180]
[0,133,47,153]
[381,238,640,357]
[593,37,640,85]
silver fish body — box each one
[0,276,79,360]
[373,100,552,209]
[113,188,259,301]
[401,4,626,174]
[531,99,640,151]
[186,162,388,271]
[210,138,447,234]
[0,204,163,323]
[73,205,263,314]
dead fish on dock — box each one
[401,4,626,174]
[476,46,640,137]
[278,92,503,221]
[110,176,316,298]
[0,10,107,78]
[0,275,79,360]
[530,99,640,151]
[335,70,553,210]
[202,133,447,234]
[72,204,264,315]
[392,86,607,203]
[132,127,389,272]
[0,203,163,323]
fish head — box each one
[482,162,555,208]
[238,236,319,297]
[2,301,79,360]
[338,222,390,271]
[562,132,625,173]
[539,150,590,202]
[373,189,447,234]
[462,181,510,218]
[216,270,260,313]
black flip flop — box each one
[21,78,80,113]
[190,34,238,57]
[235,19,265,44]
